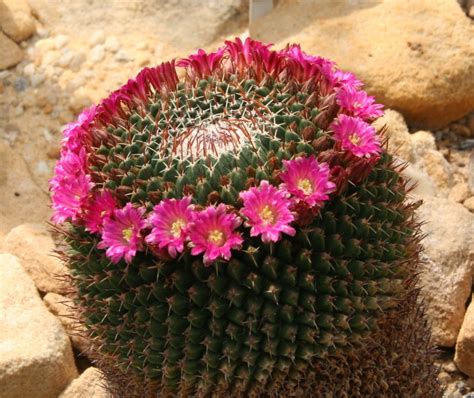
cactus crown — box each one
[51,38,438,397]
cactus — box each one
[51,38,440,397]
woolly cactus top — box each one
[50,38,383,267]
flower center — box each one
[170,219,186,238]
[208,229,224,246]
[297,178,313,195]
[122,228,133,242]
[349,134,361,145]
[259,205,275,225]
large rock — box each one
[0,0,36,43]
[0,254,78,398]
[252,0,474,129]
[0,31,22,70]
[417,197,474,347]
[0,141,51,242]
[59,367,112,398]
[43,293,88,353]
[455,298,474,378]
[3,223,69,293]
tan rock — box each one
[3,223,69,293]
[0,31,23,70]
[449,182,471,203]
[455,298,474,378]
[0,254,78,398]
[401,162,437,198]
[373,109,412,161]
[417,150,453,192]
[417,197,474,347]
[409,130,436,163]
[59,367,112,398]
[464,196,474,212]
[43,293,88,353]
[252,0,474,129]
[0,141,51,242]
[0,0,36,43]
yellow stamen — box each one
[171,219,186,238]
[122,228,133,242]
[297,178,313,195]
[259,205,275,225]
[349,134,360,145]
[208,229,224,246]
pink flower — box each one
[280,156,336,207]
[51,174,93,224]
[336,85,383,120]
[61,105,96,154]
[240,181,296,243]
[146,197,195,258]
[83,191,117,233]
[330,114,381,158]
[188,204,243,266]
[98,203,146,264]
[178,48,225,78]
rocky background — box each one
[0,0,473,397]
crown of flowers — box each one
[50,38,383,267]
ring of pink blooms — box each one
[49,38,385,266]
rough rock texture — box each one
[0,142,51,243]
[0,31,22,70]
[0,254,78,398]
[402,162,438,198]
[464,196,474,212]
[449,182,471,203]
[455,298,474,378]
[417,197,474,347]
[59,367,112,398]
[3,223,69,293]
[43,292,88,353]
[416,150,454,193]
[0,0,36,43]
[252,0,474,129]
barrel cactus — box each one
[51,38,440,397]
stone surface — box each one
[417,150,454,193]
[0,254,78,398]
[252,0,474,129]
[0,142,51,242]
[3,223,69,293]
[401,162,437,198]
[455,298,474,378]
[43,293,88,353]
[464,196,474,212]
[0,31,23,70]
[0,0,36,43]
[410,130,437,162]
[417,197,474,347]
[59,367,111,398]
[373,109,413,161]
[449,182,471,203]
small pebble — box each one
[47,145,60,159]
[54,34,69,50]
[58,49,75,68]
[90,30,105,46]
[35,161,50,175]
[114,49,132,62]
[30,73,46,87]
[90,45,105,63]
[23,63,35,76]
[14,77,28,92]
[104,36,120,53]
[15,105,24,116]
[463,196,474,211]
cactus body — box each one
[51,39,440,397]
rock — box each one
[252,0,474,129]
[417,150,454,192]
[90,44,105,63]
[0,142,51,242]
[449,182,471,203]
[114,49,132,63]
[0,254,78,398]
[104,36,120,53]
[464,196,474,212]
[43,293,88,353]
[451,123,472,138]
[59,367,111,398]
[401,162,438,198]
[417,197,474,347]
[54,34,69,50]
[13,76,28,92]
[0,31,23,70]
[468,114,474,137]
[0,0,36,43]
[89,30,105,46]
[455,298,474,378]
[372,109,413,161]
[410,130,437,162]
[3,223,69,293]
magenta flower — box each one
[83,191,117,233]
[240,181,296,243]
[146,197,195,258]
[98,203,146,264]
[280,156,336,207]
[188,204,243,266]
[330,114,382,158]
[51,174,93,224]
[336,85,383,120]
[61,105,96,154]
